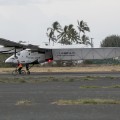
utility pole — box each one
[91,38,94,48]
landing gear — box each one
[26,70,30,75]
[26,63,30,75]
[25,63,34,75]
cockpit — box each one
[5,55,18,63]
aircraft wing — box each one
[0,38,27,48]
[0,38,50,52]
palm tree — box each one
[46,28,56,45]
[47,21,62,45]
[81,34,93,46]
[77,20,90,33]
[57,25,70,45]
[52,21,62,33]
[77,20,90,44]
[46,20,90,45]
[57,24,79,45]
[67,24,81,44]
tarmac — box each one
[0,72,120,120]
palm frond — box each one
[47,27,53,31]
[84,27,90,32]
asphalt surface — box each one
[1,71,120,77]
[0,72,120,120]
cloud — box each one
[0,0,81,6]
[0,0,52,6]
[0,0,120,47]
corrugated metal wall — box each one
[52,47,120,60]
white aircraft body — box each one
[0,38,120,68]
[5,49,46,64]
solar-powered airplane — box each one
[1,38,120,72]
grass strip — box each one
[16,100,32,106]
[53,99,120,105]
[80,85,120,89]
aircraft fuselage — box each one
[5,49,46,64]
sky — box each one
[0,0,120,47]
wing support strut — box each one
[14,47,17,57]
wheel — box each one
[12,70,19,75]
[21,70,26,75]
[26,70,30,75]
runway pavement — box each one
[0,72,120,120]
[1,71,120,77]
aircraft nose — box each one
[5,58,13,63]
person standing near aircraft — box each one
[25,63,30,74]
[17,60,23,74]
